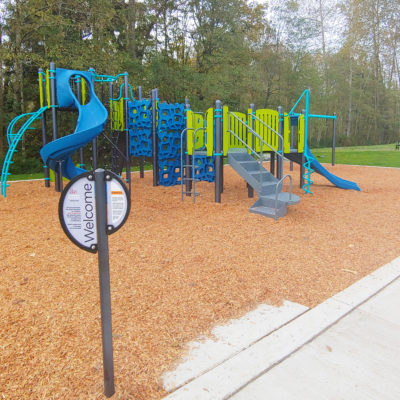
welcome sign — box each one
[59,171,130,253]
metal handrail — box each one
[274,174,293,220]
[191,126,207,204]
[180,126,206,202]
[228,112,284,163]
[180,127,194,201]
[251,113,284,141]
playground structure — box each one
[0,65,360,219]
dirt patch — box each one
[1,162,399,399]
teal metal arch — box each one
[1,107,48,197]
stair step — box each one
[263,192,300,205]
[249,205,278,218]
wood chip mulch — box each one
[1,162,399,399]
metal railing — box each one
[274,174,293,220]
[228,112,285,183]
[180,126,206,203]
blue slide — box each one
[304,144,361,191]
[40,68,107,180]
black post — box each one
[332,112,336,166]
[270,153,275,175]
[124,73,131,194]
[214,100,222,203]
[184,98,192,196]
[39,68,50,188]
[49,62,61,192]
[247,103,255,198]
[138,86,144,179]
[89,68,98,169]
[77,77,85,169]
[290,116,294,171]
[300,152,305,189]
[151,89,159,186]
[277,106,284,180]
[94,169,115,398]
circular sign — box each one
[59,170,130,253]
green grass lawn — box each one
[5,144,400,182]
[311,143,400,168]
[7,164,153,181]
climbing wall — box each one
[194,155,215,182]
[128,99,152,156]
[157,102,185,186]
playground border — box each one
[162,256,400,399]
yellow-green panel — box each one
[206,108,214,156]
[223,106,229,155]
[255,109,280,153]
[186,110,194,155]
[38,72,44,108]
[229,111,247,150]
[284,115,291,153]
[46,69,51,109]
[298,114,305,153]
[81,78,86,105]
[194,113,204,149]
[119,97,124,131]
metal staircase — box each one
[228,149,299,219]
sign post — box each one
[59,169,130,398]
[95,169,115,397]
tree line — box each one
[0,0,399,172]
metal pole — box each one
[300,109,306,188]
[94,169,115,398]
[109,81,115,173]
[247,103,255,198]
[151,89,159,186]
[277,106,284,180]
[214,100,222,203]
[138,86,144,179]
[39,68,50,188]
[332,113,336,166]
[76,77,85,169]
[290,115,294,172]
[270,152,275,175]
[89,68,98,169]
[124,73,131,194]
[184,98,192,196]
[49,62,61,192]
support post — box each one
[300,109,306,188]
[184,98,192,196]
[89,68,98,169]
[214,100,222,203]
[300,152,305,189]
[39,68,50,188]
[49,62,61,192]
[277,106,284,180]
[77,77,85,169]
[151,89,159,186]
[332,112,336,166]
[270,153,275,175]
[94,169,115,398]
[124,73,131,194]
[290,117,294,171]
[138,86,144,179]
[247,103,255,198]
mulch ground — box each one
[1,162,399,399]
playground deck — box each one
[1,162,399,399]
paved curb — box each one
[163,257,400,400]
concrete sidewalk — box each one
[163,257,400,400]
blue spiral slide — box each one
[40,68,108,180]
[304,144,361,191]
